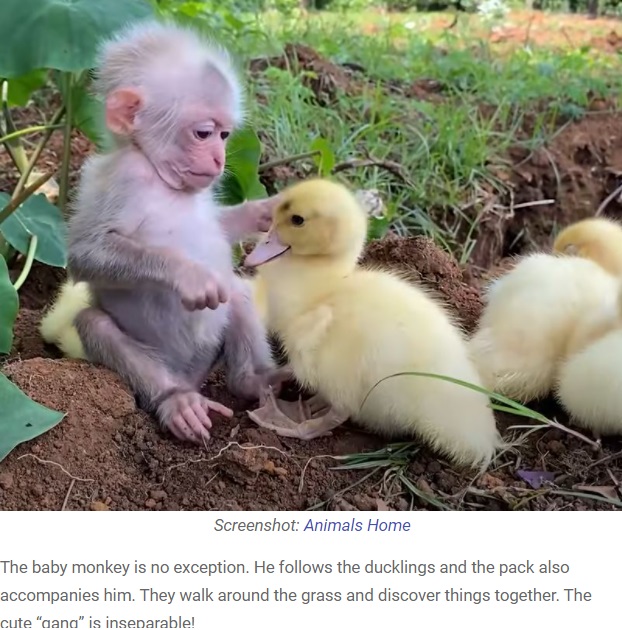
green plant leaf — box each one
[0,0,155,78]
[367,216,391,241]
[0,193,67,268]
[310,137,335,176]
[218,126,267,205]
[69,82,109,149]
[6,69,49,106]
[0,373,66,463]
[0,256,19,355]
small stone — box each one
[90,501,109,511]
[150,490,167,501]
[547,440,565,455]
[145,498,157,508]
[396,497,409,511]
[0,473,14,490]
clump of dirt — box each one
[250,43,361,106]
[360,234,483,332]
[470,111,622,269]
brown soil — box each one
[470,111,622,271]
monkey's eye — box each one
[291,214,305,226]
[194,129,213,140]
[220,131,230,140]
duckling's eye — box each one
[291,214,305,226]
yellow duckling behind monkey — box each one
[39,280,92,359]
[243,178,502,469]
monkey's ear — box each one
[105,88,143,135]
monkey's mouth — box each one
[185,170,217,187]
[244,232,290,268]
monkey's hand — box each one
[175,262,229,310]
[220,194,283,243]
[252,194,283,233]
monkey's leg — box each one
[247,387,348,440]
[75,307,232,443]
[222,279,289,400]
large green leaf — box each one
[0,257,19,355]
[0,193,67,268]
[0,0,155,78]
[0,373,66,463]
[218,126,267,206]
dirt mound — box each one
[470,111,622,269]
[250,43,361,106]
[360,234,483,332]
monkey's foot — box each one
[158,390,233,444]
[246,388,348,440]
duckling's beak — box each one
[244,230,290,267]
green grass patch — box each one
[233,10,622,260]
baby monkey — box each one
[67,21,283,443]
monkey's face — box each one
[137,105,233,192]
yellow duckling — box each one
[553,216,622,277]
[39,280,92,359]
[556,321,622,437]
[468,252,619,403]
[243,178,502,469]
[550,217,622,436]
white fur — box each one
[94,19,245,124]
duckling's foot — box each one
[247,388,348,440]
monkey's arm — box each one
[68,231,228,310]
[68,230,187,288]
[219,195,282,244]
